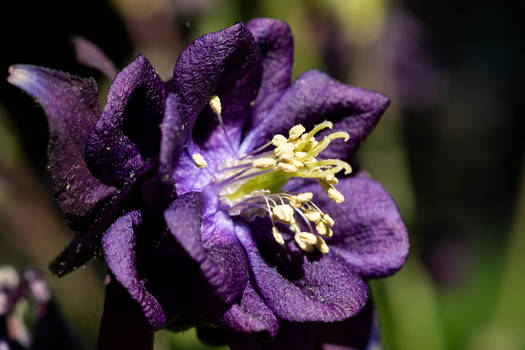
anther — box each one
[209,95,222,116]
[272,134,287,147]
[327,187,344,203]
[192,153,208,168]
[304,210,322,223]
[289,124,306,140]
[315,236,330,253]
[272,226,285,245]
[289,192,313,208]
[252,158,277,169]
[297,232,318,245]
[272,204,295,224]
[277,162,297,173]
[294,234,314,252]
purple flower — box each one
[0,267,83,350]
[7,18,409,343]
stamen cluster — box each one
[192,96,354,254]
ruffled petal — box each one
[86,55,166,186]
[102,210,167,329]
[71,36,118,79]
[7,65,117,230]
[302,175,409,278]
[164,192,248,303]
[241,70,389,158]
[246,18,293,127]
[235,223,368,322]
[219,280,279,339]
[173,21,261,153]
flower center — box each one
[193,96,352,254]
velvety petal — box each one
[246,18,293,126]
[102,210,166,329]
[158,93,187,181]
[172,22,261,152]
[302,175,409,278]
[49,168,146,277]
[219,281,279,339]
[7,65,117,230]
[164,192,248,303]
[86,55,166,186]
[235,224,368,322]
[71,36,117,79]
[97,279,154,350]
[241,70,389,158]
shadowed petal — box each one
[173,22,261,152]
[86,55,166,186]
[220,280,279,339]
[164,192,248,303]
[97,279,154,350]
[235,224,368,323]
[241,70,389,158]
[102,210,166,329]
[246,18,293,127]
[302,175,409,278]
[159,93,187,182]
[7,65,117,230]
[71,36,118,80]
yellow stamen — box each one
[288,124,306,140]
[192,153,208,168]
[209,95,222,116]
[272,204,295,224]
[272,226,285,245]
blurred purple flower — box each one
[0,267,82,350]
[8,18,408,345]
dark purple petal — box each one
[71,36,118,80]
[102,211,166,329]
[220,281,279,339]
[7,65,117,230]
[49,167,146,277]
[241,70,389,159]
[302,175,409,278]
[86,55,166,186]
[235,224,368,322]
[159,93,187,182]
[246,18,293,127]
[98,279,154,350]
[173,22,261,152]
[164,192,248,303]
[316,301,375,350]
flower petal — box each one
[219,280,279,339]
[235,223,368,322]
[86,55,166,186]
[71,36,118,80]
[164,191,248,303]
[173,21,261,152]
[7,65,117,230]
[241,70,389,158]
[315,301,376,350]
[102,210,167,329]
[302,176,409,278]
[159,93,187,182]
[246,18,293,127]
